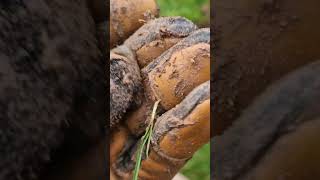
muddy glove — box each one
[109,0,211,179]
[33,1,208,179]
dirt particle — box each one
[120,7,127,14]
[174,80,187,98]
[169,70,179,79]
[190,57,196,64]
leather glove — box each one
[38,1,209,180]
[109,0,211,179]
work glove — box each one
[36,1,209,180]
[109,0,211,179]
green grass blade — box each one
[132,100,161,180]
[132,137,148,180]
[145,100,161,157]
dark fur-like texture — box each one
[0,1,105,179]
[110,45,142,128]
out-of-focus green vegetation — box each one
[157,0,210,26]
[180,143,210,180]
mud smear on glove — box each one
[110,46,143,128]
[124,16,198,67]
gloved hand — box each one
[109,0,211,179]
[35,1,208,180]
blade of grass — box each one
[132,136,149,180]
[145,100,161,158]
[132,100,161,180]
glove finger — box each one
[110,47,142,128]
[139,81,210,180]
[110,0,159,47]
[213,60,320,180]
[126,28,210,135]
[112,81,210,180]
[110,126,130,164]
[124,17,198,67]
